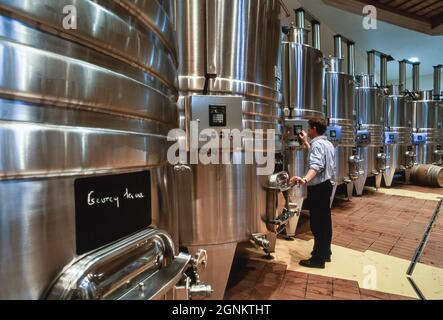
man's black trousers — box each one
[306,180,333,263]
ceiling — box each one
[356,0,443,29]
[288,0,443,83]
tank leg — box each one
[375,173,383,189]
[383,167,396,188]
[285,197,303,237]
[346,182,353,201]
[354,174,367,196]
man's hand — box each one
[290,176,304,185]
[298,130,308,144]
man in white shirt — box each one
[290,117,336,269]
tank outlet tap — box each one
[376,152,388,171]
[270,208,295,226]
[250,233,270,250]
[174,164,192,172]
[191,249,208,274]
[189,284,214,298]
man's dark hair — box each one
[308,117,328,135]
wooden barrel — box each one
[411,165,443,188]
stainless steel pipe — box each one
[399,60,407,89]
[312,21,321,50]
[381,56,388,87]
[368,51,376,77]
[434,65,442,99]
[347,41,355,76]
[334,35,343,59]
[413,63,421,92]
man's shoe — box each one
[310,251,332,263]
[299,259,325,269]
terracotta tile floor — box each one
[224,258,415,300]
[224,184,443,300]
[331,187,443,268]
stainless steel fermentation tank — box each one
[412,90,443,165]
[383,84,415,187]
[354,51,391,195]
[0,0,210,300]
[325,36,360,202]
[407,62,443,165]
[281,9,324,235]
[174,0,283,300]
[382,60,416,187]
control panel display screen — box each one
[209,105,226,127]
[418,135,423,141]
[330,130,337,138]
[294,125,303,135]
[390,134,395,140]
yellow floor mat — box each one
[245,238,443,299]
[365,186,442,201]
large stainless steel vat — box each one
[383,85,415,187]
[325,57,357,200]
[0,0,189,300]
[174,0,283,299]
[412,90,443,165]
[354,75,386,195]
[282,17,324,233]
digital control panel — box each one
[385,132,399,145]
[190,95,243,148]
[326,126,342,144]
[412,133,427,145]
[209,105,227,127]
[285,119,309,148]
[356,130,371,147]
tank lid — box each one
[327,57,345,73]
[356,74,375,87]
[389,84,403,96]
[284,23,309,45]
[418,90,435,101]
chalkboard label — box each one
[74,171,151,255]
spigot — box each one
[176,275,213,299]
[174,164,191,172]
[189,284,213,298]
[269,208,296,226]
[348,155,363,180]
[191,249,208,275]
[404,151,415,168]
[250,233,270,250]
